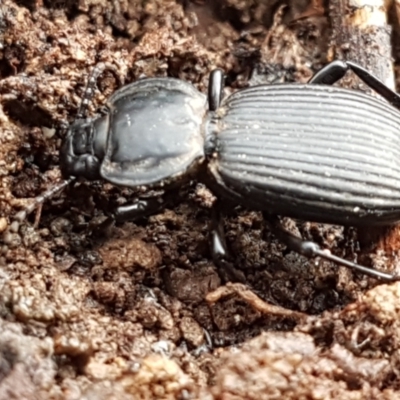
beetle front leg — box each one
[114,197,168,222]
[264,215,399,281]
[210,205,246,283]
[309,60,400,109]
[208,69,224,111]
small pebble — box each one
[0,217,8,233]
[10,220,20,233]
[2,231,21,247]
[42,126,56,139]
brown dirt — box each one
[1,0,400,399]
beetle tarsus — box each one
[312,247,400,281]
[266,215,399,281]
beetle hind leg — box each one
[345,61,400,109]
[265,215,399,281]
[309,60,400,110]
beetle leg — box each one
[309,60,400,109]
[308,60,348,85]
[265,215,400,281]
[114,197,167,222]
[345,61,400,110]
[210,205,246,283]
[208,69,224,111]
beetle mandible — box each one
[14,60,400,282]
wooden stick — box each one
[328,0,394,92]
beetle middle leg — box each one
[114,197,169,222]
[309,60,400,109]
[210,204,246,283]
[264,214,399,281]
[116,194,247,282]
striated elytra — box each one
[211,83,400,226]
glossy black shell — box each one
[100,78,206,188]
[207,84,400,226]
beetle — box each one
[13,60,400,282]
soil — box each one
[1,0,400,399]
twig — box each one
[328,0,394,92]
[206,283,307,321]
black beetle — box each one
[14,60,400,282]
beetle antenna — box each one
[10,62,123,226]
[76,62,107,120]
[13,177,75,222]
[76,62,121,120]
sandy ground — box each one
[1,0,400,399]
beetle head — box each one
[59,119,102,180]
